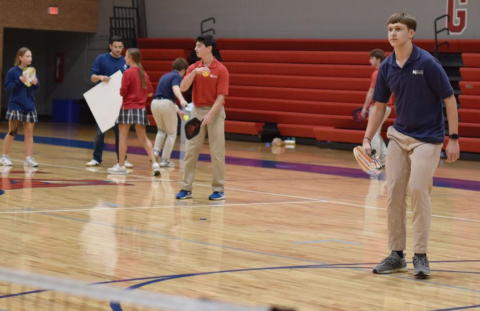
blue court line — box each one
[294,239,362,246]
[111,265,480,311]
[102,202,122,208]
[1,261,478,309]
[35,212,480,298]
[430,305,480,311]
[2,132,479,192]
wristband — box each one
[364,137,371,142]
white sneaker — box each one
[1,166,12,177]
[159,159,175,168]
[107,164,127,175]
[125,160,134,169]
[86,159,100,167]
[1,155,13,166]
[24,156,38,167]
[152,162,161,176]
[24,167,38,177]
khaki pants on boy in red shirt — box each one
[181,105,225,192]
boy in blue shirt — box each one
[86,36,133,168]
[151,58,189,168]
[363,12,460,278]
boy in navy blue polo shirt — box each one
[86,36,133,169]
[151,58,189,168]
[363,12,460,278]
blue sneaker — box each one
[175,190,192,199]
[208,191,225,200]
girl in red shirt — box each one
[107,48,160,176]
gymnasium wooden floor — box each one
[0,123,479,311]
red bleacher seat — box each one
[462,54,480,68]
[459,95,480,109]
[229,74,370,91]
[227,96,397,118]
[459,81,480,96]
[148,71,170,82]
[229,85,365,103]
[224,62,374,78]
[459,109,480,124]
[226,108,394,130]
[225,120,264,136]
[221,50,371,65]
[141,49,188,61]
[143,61,174,72]
[313,127,366,144]
[459,123,480,138]
[460,68,480,82]
[277,124,316,138]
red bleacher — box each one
[139,38,480,154]
[459,51,480,153]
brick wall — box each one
[0,0,98,112]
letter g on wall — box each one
[447,0,468,34]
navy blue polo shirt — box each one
[91,53,127,80]
[4,66,40,112]
[154,70,182,101]
[373,44,454,144]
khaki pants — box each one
[369,105,391,162]
[386,127,442,254]
[181,106,225,192]
[151,99,177,160]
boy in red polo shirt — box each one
[175,35,229,200]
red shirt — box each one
[186,58,229,108]
[120,66,153,109]
[370,69,394,107]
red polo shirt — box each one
[186,58,229,108]
[120,66,153,109]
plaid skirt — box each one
[116,108,150,125]
[6,110,38,123]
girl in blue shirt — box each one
[1,47,40,167]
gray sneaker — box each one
[159,158,175,168]
[373,252,408,274]
[413,254,430,279]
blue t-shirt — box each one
[3,66,40,112]
[91,53,127,80]
[373,44,454,144]
[154,70,182,101]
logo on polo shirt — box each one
[210,74,218,79]
[412,70,424,75]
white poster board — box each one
[83,70,123,133]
